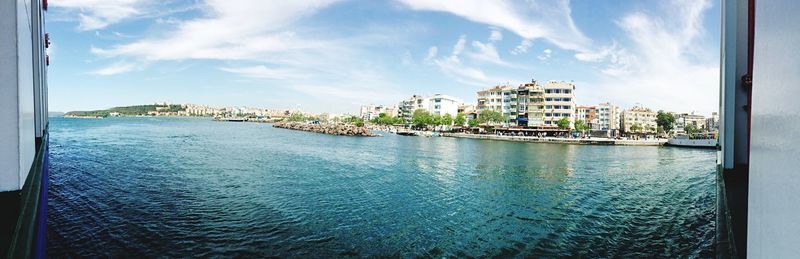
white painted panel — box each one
[748,0,800,257]
[0,0,20,192]
[17,0,36,189]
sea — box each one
[47,116,716,257]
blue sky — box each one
[47,0,720,115]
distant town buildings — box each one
[359,104,398,121]
[358,76,715,137]
[397,94,463,121]
[672,112,708,135]
[621,106,657,134]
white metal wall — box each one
[748,0,800,257]
[0,0,44,192]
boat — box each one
[395,130,419,136]
[666,133,717,149]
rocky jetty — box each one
[273,122,377,137]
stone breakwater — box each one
[272,122,377,136]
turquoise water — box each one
[47,117,716,257]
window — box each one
[563,105,571,109]
[564,89,571,94]
[545,113,552,117]
[545,98,553,101]
[563,113,569,117]
[545,105,552,109]
[554,105,561,109]
[545,89,552,93]
[563,98,571,102]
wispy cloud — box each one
[425,35,508,87]
[395,0,591,51]
[537,48,552,61]
[511,39,533,55]
[581,0,718,114]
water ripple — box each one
[47,117,715,258]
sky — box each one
[46,0,721,115]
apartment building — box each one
[672,112,708,134]
[476,84,517,124]
[515,81,545,127]
[542,81,577,128]
[597,102,620,136]
[576,106,598,128]
[398,94,462,121]
[359,104,397,121]
[621,106,657,134]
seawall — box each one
[441,133,666,146]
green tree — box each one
[412,109,432,129]
[656,111,676,134]
[684,123,699,135]
[454,113,466,126]
[630,123,642,133]
[432,115,443,126]
[441,114,453,126]
[556,117,571,130]
[477,110,504,124]
[468,119,478,128]
[574,119,590,131]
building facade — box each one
[515,81,545,127]
[621,106,657,134]
[543,81,577,128]
[672,112,708,134]
[476,84,516,124]
[359,104,398,121]
[597,102,620,136]
[398,94,462,121]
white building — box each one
[598,102,620,136]
[543,81,577,128]
[398,94,462,120]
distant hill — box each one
[65,104,185,117]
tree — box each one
[574,119,590,131]
[412,109,432,129]
[454,113,466,126]
[441,114,453,126]
[630,123,642,133]
[556,117,571,130]
[477,110,504,125]
[468,119,478,128]
[684,123,699,135]
[656,111,676,134]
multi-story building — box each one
[476,80,576,128]
[398,94,462,121]
[576,106,598,128]
[597,102,620,136]
[672,112,708,134]
[515,81,545,127]
[706,112,719,132]
[542,81,577,128]
[476,84,517,124]
[359,104,397,121]
[621,106,657,134]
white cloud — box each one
[537,48,552,61]
[583,0,719,114]
[91,61,143,75]
[489,28,503,42]
[50,0,154,30]
[452,35,467,56]
[425,46,438,62]
[425,36,508,86]
[511,39,533,55]
[396,0,591,51]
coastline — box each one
[441,132,667,146]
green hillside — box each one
[65,104,185,117]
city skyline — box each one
[47,0,720,115]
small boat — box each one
[667,133,717,149]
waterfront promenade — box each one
[442,133,667,146]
